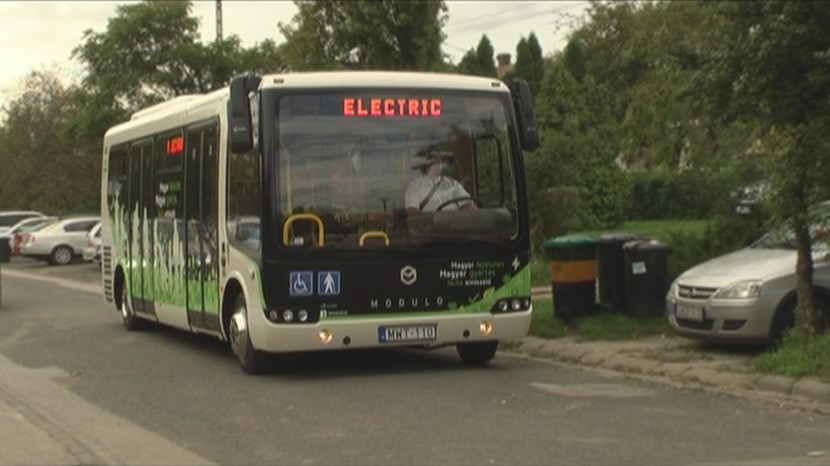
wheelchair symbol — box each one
[289,271,313,296]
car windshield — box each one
[752,202,830,250]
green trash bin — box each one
[543,235,599,322]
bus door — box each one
[184,122,220,331]
[128,139,155,314]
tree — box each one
[512,33,544,95]
[701,1,830,336]
[0,71,98,213]
[72,0,285,134]
[278,0,448,71]
[528,53,628,237]
[456,35,496,77]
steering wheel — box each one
[435,196,480,212]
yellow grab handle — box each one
[282,213,325,246]
[359,231,390,246]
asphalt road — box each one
[1,257,830,465]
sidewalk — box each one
[518,285,830,413]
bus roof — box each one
[105,71,509,142]
[259,71,509,92]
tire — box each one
[50,245,73,266]
[120,283,146,331]
[770,296,830,343]
[228,294,266,374]
[456,341,499,366]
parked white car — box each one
[0,211,45,234]
[82,222,102,264]
[20,216,101,265]
[0,216,56,245]
[667,200,830,343]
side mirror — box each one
[228,74,262,154]
[509,79,539,152]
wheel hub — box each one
[230,308,250,361]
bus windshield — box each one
[276,91,520,248]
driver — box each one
[404,147,476,214]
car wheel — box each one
[120,284,146,331]
[771,296,830,343]
[50,246,73,266]
[229,293,266,374]
[456,341,499,366]
[815,296,830,333]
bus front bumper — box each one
[249,309,533,354]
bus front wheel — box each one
[456,341,498,365]
[229,294,265,374]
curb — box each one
[506,336,830,413]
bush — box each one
[664,215,765,282]
[530,186,583,255]
[627,169,733,220]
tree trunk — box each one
[792,209,817,337]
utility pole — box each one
[216,0,223,41]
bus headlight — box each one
[282,310,294,322]
[318,329,333,344]
[298,310,309,322]
[479,320,493,336]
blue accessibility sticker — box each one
[289,271,313,296]
[318,271,340,296]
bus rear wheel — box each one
[456,341,498,365]
[120,285,146,331]
[229,294,265,374]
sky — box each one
[0,1,590,107]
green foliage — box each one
[72,0,286,124]
[529,59,629,233]
[755,330,830,382]
[529,186,583,255]
[511,33,544,95]
[662,215,765,282]
[456,35,496,77]
[626,169,734,220]
[697,1,830,336]
[278,0,448,71]
[0,71,98,214]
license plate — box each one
[675,304,704,322]
[378,324,437,343]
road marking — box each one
[529,382,655,398]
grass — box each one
[529,297,670,341]
[755,330,830,383]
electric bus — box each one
[100,71,539,373]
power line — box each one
[446,2,588,36]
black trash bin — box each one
[622,239,673,318]
[597,233,645,313]
[543,235,599,322]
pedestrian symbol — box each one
[318,271,340,296]
[289,271,313,296]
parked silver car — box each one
[20,216,101,265]
[667,200,830,343]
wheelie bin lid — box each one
[543,234,599,250]
[599,232,646,244]
[622,238,673,252]
[543,235,599,260]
